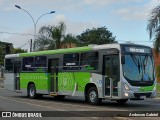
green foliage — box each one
[77,27,117,46]
[35,22,66,51]
[35,22,117,51]
[147,4,160,55]
[12,48,27,54]
[0,47,4,65]
[157,84,160,92]
[61,34,80,48]
[156,65,160,78]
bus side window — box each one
[63,53,79,70]
[34,56,47,72]
[5,59,13,72]
[80,52,98,71]
[22,57,34,71]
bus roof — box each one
[5,43,150,58]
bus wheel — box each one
[87,87,102,105]
[116,99,128,104]
[28,84,37,99]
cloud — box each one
[83,0,145,7]
[0,0,5,6]
[116,7,147,20]
[116,0,160,21]
[3,14,99,50]
[50,14,99,35]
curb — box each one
[154,98,160,100]
[114,117,133,120]
[0,83,4,88]
[0,78,4,80]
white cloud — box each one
[54,15,66,22]
[3,14,99,50]
[0,0,5,6]
[116,0,160,20]
[83,0,145,7]
[49,14,99,35]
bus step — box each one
[15,90,22,93]
[50,92,58,96]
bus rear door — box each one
[48,59,59,95]
[14,61,21,91]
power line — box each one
[19,40,31,48]
[0,31,34,36]
[117,40,154,43]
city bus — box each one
[4,43,156,104]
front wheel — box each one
[116,99,128,104]
[28,84,37,99]
[87,87,102,105]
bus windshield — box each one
[122,54,154,83]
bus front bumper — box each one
[122,90,156,100]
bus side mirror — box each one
[121,56,125,64]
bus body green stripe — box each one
[20,72,91,92]
[139,85,154,92]
[19,46,92,57]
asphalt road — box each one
[0,79,160,120]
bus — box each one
[4,43,156,104]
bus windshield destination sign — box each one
[125,47,151,54]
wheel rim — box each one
[30,87,35,97]
[89,90,97,103]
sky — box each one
[0,0,159,51]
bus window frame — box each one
[63,53,80,71]
[80,51,99,72]
[5,58,14,73]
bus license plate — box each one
[140,96,146,99]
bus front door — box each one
[14,61,21,91]
[103,55,119,98]
[49,59,59,94]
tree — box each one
[147,5,160,54]
[12,48,27,54]
[77,27,117,46]
[61,34,79,48]
[34,22,66,51]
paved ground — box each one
[0,78,160,120]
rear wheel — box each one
[28,84,37,99]
[87,87,102,105]
[116,99,128,104]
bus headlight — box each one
[124,93,129,97]
[124,83,130,91]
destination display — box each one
[124,47,151,54]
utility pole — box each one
[30,39,32,52]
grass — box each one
[157,84,160,93]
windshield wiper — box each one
[138,59,141,74]
[131,54,141,73]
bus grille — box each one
[134,92,152,98]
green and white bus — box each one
[4,43,156,104]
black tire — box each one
[87,87,102,105]
[28,84,37,99]
[37,94,43,98]
[85,95,88,103]
[54,95,65,99]
[116,99,128,104]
